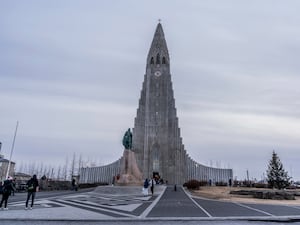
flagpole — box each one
[6,121,19,179]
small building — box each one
[14,172,31,191]
[0,154,15,181]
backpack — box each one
[2,181,12,194]
[2,186,8,194]
[144,179,149,188]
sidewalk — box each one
[0,185,166,221]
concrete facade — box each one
[132,23,186,184]
[80,23,233,185]
[80,158,121,184]
[0,155,15,181]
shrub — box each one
[199,180,208,186]
[184,179,201,190]
[253,183,268,188]
[215,181,228,186]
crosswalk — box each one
[4,186,300,221]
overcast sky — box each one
[1,0,300,181]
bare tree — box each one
[17,161,24,173]
[49,167,54,180]
[62,156,69,181]
[56,165,61,180]
[77,154,83,177]
[29,162,36,175]
[70,153,76,178]
[23,163,28,174]
[39,162,44,178]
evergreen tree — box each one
[266,151,291,189]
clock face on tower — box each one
[154,71,161,77]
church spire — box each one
[147,22,169,70]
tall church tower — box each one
[79,23,233,185]
[132,23,187,184]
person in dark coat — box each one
[150,178,154,195]
[25,174,39,210]
[0,176,15,210]
[71,178,78,191]
[143,178,149,195]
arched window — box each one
[150,57,154,64]
[162,57,166,64]
[156,53,160,64]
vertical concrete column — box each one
[80,168,84,184]
[195,161,197,180]
[88,168,91,183]
[99,167,102,182]
[92,168,95,183]
[84,168,88,183]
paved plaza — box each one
[1,185,300,223]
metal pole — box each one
[6,121,19,179]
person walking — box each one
[71,178,78,191]
[150,178,154,195]
[142,178,149,196]
[0,176,15,210]
[25,174,39,210]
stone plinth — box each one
[116,149,143,186]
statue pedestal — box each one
[116,149,143,186]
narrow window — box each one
[150,57,154,64]
[152,147,160,172]
[156,53,160,64]
[162,57,166,64]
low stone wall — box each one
[230,189,298,200]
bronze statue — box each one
[122,128,132,149]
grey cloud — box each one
[1,0,300,181]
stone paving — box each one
[0,185,164,220]
[1,185,300,222]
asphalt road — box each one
[148,186,209,217]
[1,220,300,225]
[147,186,300,218]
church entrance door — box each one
[152,172,160,183]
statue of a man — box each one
[122,128,132,149]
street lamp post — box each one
[6,121,19,179]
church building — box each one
[80,23,233,185]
